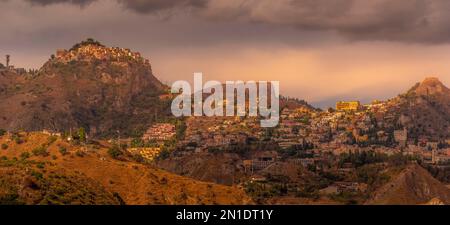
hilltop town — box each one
[0,39,168,138]
[54,38,151,67]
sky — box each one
[0,0,450,108]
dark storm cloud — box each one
[22,0,208,12]
[3,0,450,106]
[117,0,208,13]
[25,0,95,6]
[11,0,450,43]
[119,0,450,44]
[198,0,449,43]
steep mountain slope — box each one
[0,132,252,205]
[366,164,450,205]
[387,77,450,140]
[0,39,170,138]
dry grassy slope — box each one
[157,153,247,185]
[0,166,120,205]
[366,164,450,205]
[0,132,252,205]
[259,162,317,183]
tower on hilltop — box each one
[6,54,10,67]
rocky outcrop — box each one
[0,39,169,137]
[387,77,450,140]
[366,164,450,205]
[413,77,450,96]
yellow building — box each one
[336,101,361,111]
[127,147,162,161]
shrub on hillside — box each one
[32,147,49,157]
[107,145,123,159]
[36,162,45,169]
[156,149,170,160]
[1,144,8,150]
[20,152,30,160]
[47,136,58,145]
[58,146,68,156]
[13,135,24,144]
[30,170,43,180]
[75,150,85,157]
[132,154,145,163]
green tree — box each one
[78,127,86,143]
[32,147,49,157]
[107,145,123,159]
[157,148,170,160]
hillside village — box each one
[169,90,450,168]
[153,77,450,204]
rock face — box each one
[414,77,450,96]
[0,39,170,137]
[387,77,450,140]
[366,164,450,205]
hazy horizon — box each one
[1,0,450,108]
